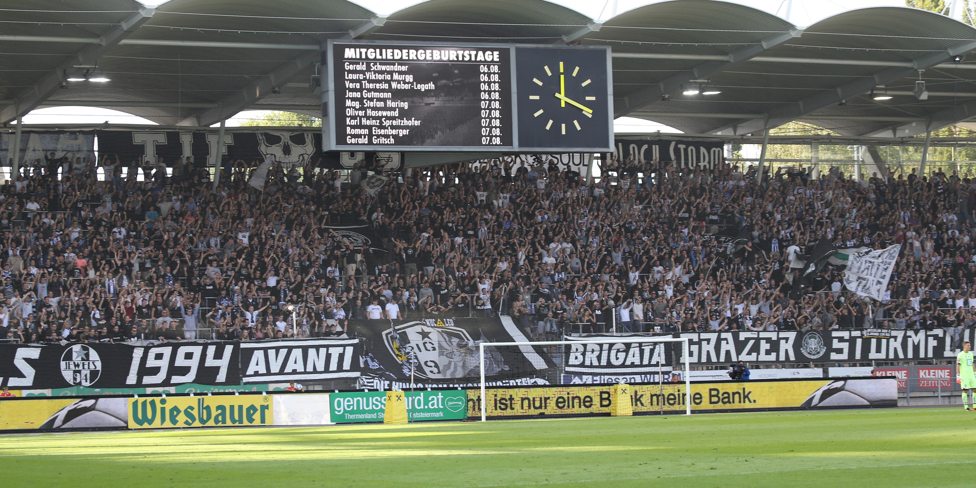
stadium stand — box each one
[0,151,970,347]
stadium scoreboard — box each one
[324,41,613,152]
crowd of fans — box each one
[0,148,974,345]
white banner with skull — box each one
[97,130,402,171]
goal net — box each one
[478,337,692,421]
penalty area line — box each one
[431,459,976,487]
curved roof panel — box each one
[2,0,976,138]
[369,0,592,43]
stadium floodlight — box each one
[64,67,110,83]
[871,86,892,101]
[64,68,86,82]
[478,336,692,422]
[683,80,720,96]
[88,69,110,83]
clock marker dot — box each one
[561,123,566,135]
[581,79,591,87]
[545,120,553,130]
[583,112,592,118]
[574,120,581,131]
[585,96,596,101]
[544,66,551,76]
[572,66,579,77]
[529,95,540,100]
[533,78,543,86]
[534,109,544,117]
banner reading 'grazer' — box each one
[675,328,969,365]
[467,378,897,418]
[0,342,240,390]
[354,317,554,390]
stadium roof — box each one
[2,0,976,140]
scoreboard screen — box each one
[325,41,612,153]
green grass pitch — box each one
[1,407,974,487]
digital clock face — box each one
[514,46,612,151]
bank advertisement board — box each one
[467,379,897,417]
[330,390,468,423]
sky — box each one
[24,0,912,131]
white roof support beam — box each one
[868,99,976,138]
[631,112,924,122]
[612,52,976,71]
[177,16,386,128]
[562,22,603,43]
[709,39,976,136]
[613,29,803,118]
[0,7,154,124]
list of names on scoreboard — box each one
[331,43,513,149]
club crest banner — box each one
[354,317,554,390]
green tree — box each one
[906,0,975,25]
[239,111,321,127]
[905,0,946,13]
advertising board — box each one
[0,398,127,431]
[127,395,273,429]
[330,391,467,423]
[467,379,897,417]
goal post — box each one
[478,337,692,422]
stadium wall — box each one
[0,378,896,432]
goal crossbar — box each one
[478,337,692,421]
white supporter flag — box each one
[362,174,388,197]
[248,155,274,191]
[842,244,900,301]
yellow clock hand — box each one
[560,74,565,107]
[554,93,593,113]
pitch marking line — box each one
[433,460,976,487]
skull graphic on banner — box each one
[256,131,316,168]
